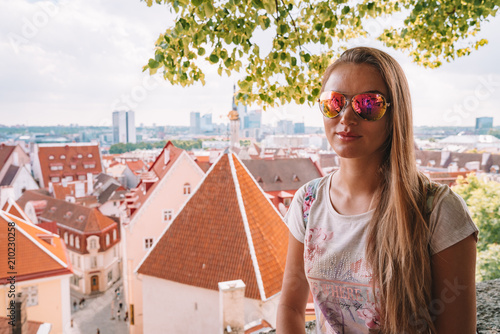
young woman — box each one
[277,47,478,334]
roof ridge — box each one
[228,152,266,301]
[0,211,69,269]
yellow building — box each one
[0,199,72,333]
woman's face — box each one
[322,63,390,162]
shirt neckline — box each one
[325,171,376,220]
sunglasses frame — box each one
[318,90,391,121]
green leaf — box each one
[209,54,219,63]
[148,59,160,68]
[198,47,206,56]
[342,6,350,14]
[205,2,215,17]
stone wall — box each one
[263,279,500,334]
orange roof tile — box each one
[36,143,102,187]
[0,144,16,171]
[17,191,116,234]
[0,209,71,284]
[125,160,148,175]
[137,152,288,301]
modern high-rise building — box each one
[112,110,136,144]
[190,111,201,134]
[475,117,493,135]
[294,122,305,134]
[200,113,213,133]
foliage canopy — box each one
[142,0,498,108]
[453,174,500,281]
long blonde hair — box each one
[321,47,435,333]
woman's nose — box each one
[340,101,359,125]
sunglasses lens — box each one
[352,93,388,121]
[319,91,345,118]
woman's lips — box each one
[336,131,361,141]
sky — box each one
[0,0,499,128]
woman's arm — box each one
[431,233,477,333]
[276,233,310,334]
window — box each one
[183,183,191,195]
[163,209,173,222]
[84,163,96,169]
[91,256,97,269]
[51,177,60,183]
[71,275,80,287]
[75,237,80,249]
[78,174,86,180]
[106,234,110,246]
[113,246,117,257]
[113,201,117,207]
[60,154,66,159]
[77,256,81,268]
[108,270,113,283]
[71,164,77,170]
[50,165,63,171]
[88,153,93,158]
[65,176,74,181]
[49,155,54,160]
[113,229,117,241]
[77,154,83,158]
[283,198,292,206]
[22,286,38,307]
[144,238,153,250]
[69,234,74,247]
[64,232,68,244]
[89,239,97,249]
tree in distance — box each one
[142,0,498,109]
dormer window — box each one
[113,229,117,241]
[70,164,77,170]
[69,234,74,247]
[88,153,93,158]
[256,176,263,183]
[64,232,68,244]
[75,236,80,249]
[274,175,282,183]
[64,211,72,219]
[292,174,300,182]
[49,206,56,213]
[60,154,66,159]
[77,215,85,223]
[49,155,55,160]
[106,234,110,246]
[77,154,83,158]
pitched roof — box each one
[137,152,288,301]
[0,206,71,284]
[0,165,19,186]
[16,190,116,234]
[0,144,15,171]
[127,141,185,217]
[36,143,103,187]
[242,158,322,192]
[125,160,148,175]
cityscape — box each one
[1,0,500,333]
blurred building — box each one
[113,110,136,144]
[475,117,493,135]
[190,111,200,134]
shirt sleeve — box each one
[284,184,307,243]
[428,185,479,255]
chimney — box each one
[13,292,28,334]
[218,279,245,334]
[87,173,94,194]
[164,148,170,165]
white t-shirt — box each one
[284,173,478,334]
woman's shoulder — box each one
[428,182,479,255]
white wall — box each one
[142,276,280,334]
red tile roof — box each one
[0,317,44,334]
[137,152,288,301]
[125,160,148,175]
[0,144,16,171]
[17,191,116,234]
[127,141,184,218]
[0,206,71,284]
[36,143,103,187]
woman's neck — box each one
[334,157,383,196]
